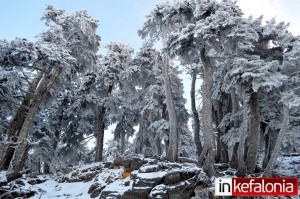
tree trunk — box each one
[95,85,113,162]
[198,48,215,177]
[95,107,105,162]
[0,144,15,171]
[262,127,278,168]
[191,68,202,158]
[230,88,240,128]
[263,105,289,177]
[246,91,260,173]
[6,69,61,181]
[120,132,125,155]
[231,143,239,169]
[136,110,146,154]
[230,88,239,168]
[0,70,44,171]
[6,70,44,139]
[155,135,162,155]
[161,54,178,162]
[236,87,248,177]
[44,163,50,174]
[215,98,229,163]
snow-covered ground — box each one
[29,179,94,199]
[0,156,299,198]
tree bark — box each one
[6,70,44,139]
[0,70,44,171]
[161,54,178,162]
[198,48,215,177]
[230,88,239,168]
[95,85,113,162]
[191,68,202,158]
[262,127,278,168]
[263,105,289,177]
[120,132,125,155]
[237,87,248,177]
[6,68,61,181]
[44,163,50,174]
[231,143,239,169]
[95,107,105,162]
[215,97,229,163]
[246,91,260,173]
[155,135,162,155]
[136,111,146,154]
[230,88,239,128]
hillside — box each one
[0,155,299,199]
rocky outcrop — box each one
[0,156,212,199]
[87,156,211,199]
[0,173,44,199]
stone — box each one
[123,187,152,199]
[164,172,181,185]
[138,164,162,173]
[100,190,122,199]
[90,186,106,198]
[180,171,196,181]
[27,178,46,185]
[130,157,145,170]
[149,184,168,199]
[15,179,25,186]
[104,162,114,168]
[88,183,99,194]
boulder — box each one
[130,157,145,170]
[164,172,181,185]
[90,186,106,198]
[138,164,162,173]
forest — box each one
[0,0,299,196]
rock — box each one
[89,165,103,171]
[168,181,190,199]
[164,172,181,185]
[180,171,196,181]
[27,172,39,178]
[138,164,162,173]
[0,180,7,187]
[124,181,130,186]
[130,157,145,170]
[104,162,114,168]
[215,163,229,171]
[71,171,78,177]
[100,190,122,199]
[82,172,97,182]
[149,184,168,199]
[90,186,106,198]
[15,179,25,186]
[123,187,152,199]
[132,172,165,188]
[66,177,82,183]
[88,183,99,194]
[192,187,216,199]
[81,168,89,173]
[114,157,131,169]
[150,181,191,199]
[224,170,235,176]
[27,178,46,185]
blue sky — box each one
[0,0,160,52]
[0,0,299,51]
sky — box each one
[0,0,299,147]
[0,0,160,51]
